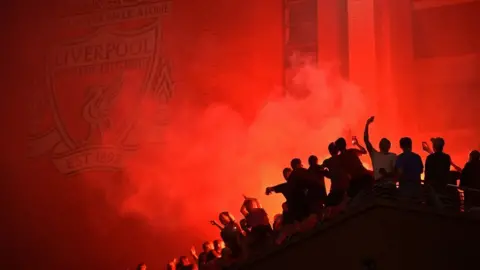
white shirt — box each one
[370,150,397,180]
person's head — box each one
[281,202,288,212]
[290,158,303,169]
[221,247,233,259]
[136,263,147,270]
[335,138,347,152]
[213,239,225,251]
[431,137,445,152]
[243,198,260,213]
[328,142,337,156]
[308,155,318,166]
[218,211,234,225]
[178,256,189,266]
[379,138,391,153]
[282,167,292,180]
[469,150,480,162]
[399,137,412,152]
[202,241,214,252]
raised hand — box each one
[422,141,432,153]
[367,116,375,124]
[190,246,197,256]
[242,194,255,200]
[352,136,359,145]
[168,258,177,267]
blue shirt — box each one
[395,151,424,183]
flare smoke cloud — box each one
[119,54,367,243]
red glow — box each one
[121,59,369,228]
[3,1,479,269]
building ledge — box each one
[231,196,480,269]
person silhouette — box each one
[395,137,423,199]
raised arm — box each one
[422,141,461,171]
[240,195,249,216]
[352,136,367,155]
[363,116,375,153]
[240,205,249,217]
[451,162,462,172]
[421,141,433,155]
[210,220,223,230]
[266,183,288,195]
[243,195,261,208]
[240,196,262,216]
[190,246,199,261]
[444,150,461,172]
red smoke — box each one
[3,1,479,270]
[120,55,368,235]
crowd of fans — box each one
[137,116,480,270]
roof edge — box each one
[232,199,480,269]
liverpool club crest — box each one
[29,1,173,174]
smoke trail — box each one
[118,54,367,248]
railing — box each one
[447,184,480,212]
[364,181,480,213]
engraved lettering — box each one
[66,152,93,170]
[62,1,172,27]
[55,37,154,68]
[94,45,106,61]
[32,1,174,175]
[84,46,94,62]
[96,150,117,164]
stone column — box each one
[347,0,378,111]
[346,0,414,135]
[283,0,318,97]
[317,0,349,78]
[377,0,415,133]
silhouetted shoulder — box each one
[322,157,332,167]
[395,153,404,166]
[347,148,363,156]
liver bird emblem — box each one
[82,76,123,145]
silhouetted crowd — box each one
[136,116,480,270]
